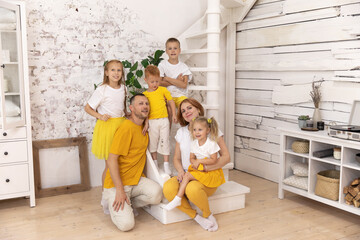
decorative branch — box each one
[310,80,323,108]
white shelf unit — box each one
[0,1,35,207]
[279,128,360,216]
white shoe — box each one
[101,197,110,215]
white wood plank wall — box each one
[234,0,360,182]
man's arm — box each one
[107,153,130,211]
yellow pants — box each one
[163,176,217,218]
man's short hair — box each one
[130,93,146,105]
[166,37,180,48]
[144,65,160,78]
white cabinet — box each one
[0,0,35,207]
[279,128,360,216]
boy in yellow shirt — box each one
[143,65,177,175]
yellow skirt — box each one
[188,165,225,188]
[91,117,126,160]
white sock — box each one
[153,159,158,168]
[164,162,172,175]
[164,195,182,211]
[207,214,218,232]
[194,214,214,230]
[101,194,110,215]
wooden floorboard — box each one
[0,170,359,240]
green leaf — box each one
[122,60,131,68]
[154,50,165,60]
[136,70,143,78]
[103,60,109,67]
[94,83,97,90]
[127,72,134,80]
[125,79,131,86]
[133,78,142,89]
[141,59,149,68]
[130,90,137,96]
[130,61,138,72]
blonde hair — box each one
[103,60,125,86]
[144,65,160,79]
[190,117,218,142]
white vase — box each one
[312,108,322,126]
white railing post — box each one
[206,0,221,120]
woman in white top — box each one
[162,98,230,232]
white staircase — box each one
[143,0,256,224]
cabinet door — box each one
[0,1,25,130]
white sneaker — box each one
[101,197,110,215]
[164,163,172,175]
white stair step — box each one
[143,181,250,224]
[188,85,220,91]
[189,67,220,72]
[202,104,220,110]
[184,30,220,40]
[221,0,245,8]
[181,49,220,54]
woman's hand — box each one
[177,171,185,183]
[113,187,130,212]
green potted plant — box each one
[95,50,165,96]
[298,115,310,129]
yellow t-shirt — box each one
[104,119,148,188]
[143,86,173,120]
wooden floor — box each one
[1,170,359,240]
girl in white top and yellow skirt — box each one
[85,60,128,214]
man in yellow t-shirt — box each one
[103,94,162,232]
[143,65,177,175]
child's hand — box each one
[172,114,177,123]
[176,74,184,81]
[99,114,111,121]
[142,119,149,135]
[191,159,200,170]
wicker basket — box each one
[315,170,340,201]
[291,140,309,153]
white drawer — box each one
[0,127,27,140]
[0,164,29,195]
[0,141,28,164]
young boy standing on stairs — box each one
[158,38,192,117]
[143,65,177,175]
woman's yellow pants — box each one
[163,177,217,218]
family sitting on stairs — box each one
[85,38,230,232]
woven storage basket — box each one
[291,140,309,153]
[315,170,340,201]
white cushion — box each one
[0,100,21,117]
[283,175,308,190]
[291,161,308,177]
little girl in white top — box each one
[85,60,128,214]
[164,117,225,211]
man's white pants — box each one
[103,177,162,231]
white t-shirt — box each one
[175,126,223,171]
[87,84,126,118]
[190,138,220,160]
[158,60,192,98]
